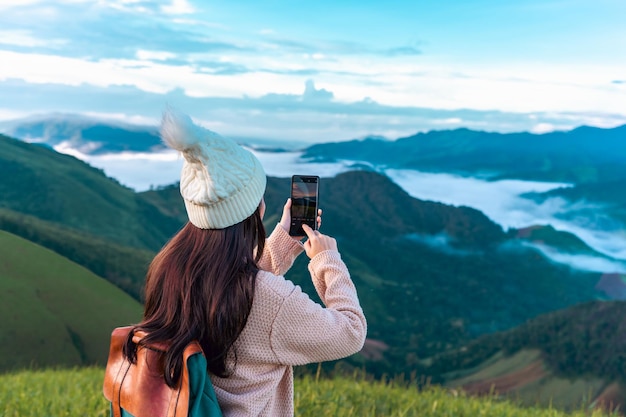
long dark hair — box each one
[123,206,266,388]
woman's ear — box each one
[259,198,266,220]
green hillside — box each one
[0,134,180,250]
[0,208,153,300]
[511,225,608,256]
[444,349,620,412]
[0,230,142,370]
[425,301,626,411]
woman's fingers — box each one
[302,224,337,258]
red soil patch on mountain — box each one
[460,360,547,396]
[594,382,626,414]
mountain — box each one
[0,208,153,300]
[0,133,613,411]
[512,225,604,256]
[259,172,604,376]
[302,124,626,185]
[423,300,626,413]
[524,179,626,227]
[0,134,180,251]
[1,113,163,154]
[0,230,142,370]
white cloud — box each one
[385,169,572,229]
[0,30,67,48]
[385,168,626,262]
[531,123,556,133]
[135,50,177,61]
[0,0,45,10]
[0,108,30,122]
[526,243,626,274]
[0,0,92,9]
[433,117,463,125]
[161,0,195,15]
[405,233,477,256]
[81,111,158,126]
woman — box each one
[124,110,366,416]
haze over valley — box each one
[4,115,624,278]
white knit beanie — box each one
[160,109,266,229]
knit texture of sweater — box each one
[211,224,367,416]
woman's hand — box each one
[302,224,337,259]
[279,198,322,240]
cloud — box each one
[523,242,626,274]
[0,0,57,11]
[161,0,195,15]
[263,36,422,58]
[0,2,244,61]
[54,146,184,191]
[135,50,177,61]
[0,30,67,48]
[0,108,31,121]
[2,78,626,146]
[386,168,626,263]
[55,147,351,191]
[531,123,556,134]
[302,80,333,102]
[404,233,477,256]
[1,1,625,120]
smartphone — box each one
[289,175,320,236]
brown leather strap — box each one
[174,341,203,417]
[103,327,203,417]
[104,327,132,417]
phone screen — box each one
[289,175,319,236]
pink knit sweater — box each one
[211,224,367,416]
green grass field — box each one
[0,368,619,417]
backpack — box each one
[103,326,223,417]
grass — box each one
[0,368,108,417]
[0,368,619,417]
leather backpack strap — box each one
[103,327,133,417]
[103,327,205,417]
[173,341,203,417]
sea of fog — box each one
[61,146,626,274]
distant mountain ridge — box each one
[302,124,626,250]
[1,113,163,155]
[303,124,626,185]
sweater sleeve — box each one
[269,250,367,365]
[257,224,304,276]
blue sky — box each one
[0,0,625,143]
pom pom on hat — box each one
[160,108,266,229]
